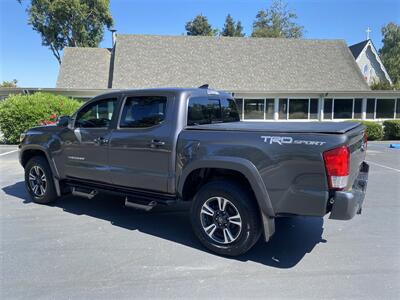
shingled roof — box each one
[56,47,111,89]
[57,35,370,92]
[349,40,369,59]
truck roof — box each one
[93,87,232,99]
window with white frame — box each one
[278,98,320,120]
[241,99,274,120]
[376,99,395,119]
[354,99,362,119]
[265,99,274,119]
[333,99,353,119]
[244,99,264,119]
[324,99,333,120]
[365,98,396,120]
[310,99,319,119]
[289,99,308,119]
[366,98,375,119]
[279,99,288,120]
[234,96,399,121]
[235,98,243,119]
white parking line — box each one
[367,161,400,173]
[0,149,18,157]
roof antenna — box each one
[199,84,209,89]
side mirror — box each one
[57,115,70,127]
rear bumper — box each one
[329,162,369,220]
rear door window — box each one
[119,96,167,128]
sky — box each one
[0,0,399,88]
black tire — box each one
[190,180,261,256]
[25,156,58,204]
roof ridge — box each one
[116,33,346,43]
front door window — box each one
[75,99,117,128]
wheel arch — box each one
[178,157,275,218]
[20,146,61,196]
[21,147,49,167]
[178,157,276,240]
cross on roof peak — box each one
[366,27,372,40]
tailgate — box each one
[345,124,367,189]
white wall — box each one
[356,45,390,85]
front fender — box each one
[19,144,62,196]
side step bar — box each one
[71,187,97,199]
[125,197,157,211]
[65,179,178,211]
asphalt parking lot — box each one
[1,142,399,299]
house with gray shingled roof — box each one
[54,34,399,122]
[57,34,369,91]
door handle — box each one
[150,139,165,147]
[94,137,109,145]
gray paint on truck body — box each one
[19,88,368,241]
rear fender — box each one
[178,156,276,240]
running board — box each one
[64,179,178,208]
[125,197,157,211]
[71,187,97,199]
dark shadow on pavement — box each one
[3,181,325,268]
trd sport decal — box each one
[260,136,326,146]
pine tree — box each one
[235,21,245,37]
[221,14,236,36]
[185,15,215,36]
[221,14,245,37]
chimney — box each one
[110,28,117,47]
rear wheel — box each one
[190,180,261,256]
[25,156,58,204]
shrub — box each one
[370,80,394,90]
[0,92,82,144]
[383,120,400,140]
[349,120,384,141]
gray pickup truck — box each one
[19,87,369,256]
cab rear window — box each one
[187,97,240,125]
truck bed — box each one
[186,121,361,134]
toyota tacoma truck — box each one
[19,87,369,256]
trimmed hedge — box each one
[0,92,81,144]
[349,120,384,141]
[383,120,400,140]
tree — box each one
[0,80,18,88]
[235,21,245,37]
[221,14,245,37]
[370,80,394,90]
[251,0,303,38]
[185,15,215,36]
[379,22,400,86]
[19,0,113,64]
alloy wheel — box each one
[28,165,47,197]
[200,196,242,244]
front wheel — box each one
[25,156,58,204]
[190,180,261,256]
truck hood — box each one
[186,121,362,134]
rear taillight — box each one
[323,146,350,190]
